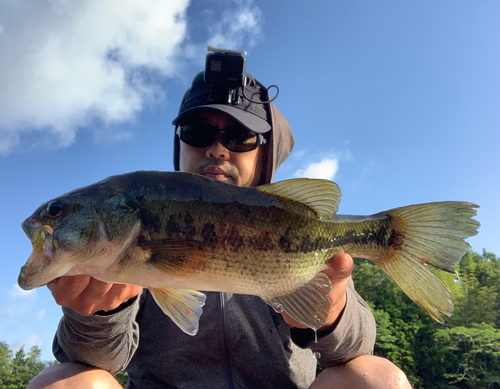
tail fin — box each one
[376,202,479,323]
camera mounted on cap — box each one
[204,46,247,105]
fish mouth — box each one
[18,252,54,290]
[18,246,74,291]
[22,218,56,253]
[19,219,62,290]
[22,218,36,239]
[22,217,48,238]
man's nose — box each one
[205,134,229,159]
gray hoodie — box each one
[53,73,376,388]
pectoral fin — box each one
[139,239,208,276]
[150,287,206,336]
[266,272,332,330]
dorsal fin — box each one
[255,178,341,219]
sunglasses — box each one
[177,121,267,152]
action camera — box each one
[204,46,247,104]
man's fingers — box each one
[322,253,354,282]
[100,284,143,312]
[47,275,92,304]
[46,275,142,316]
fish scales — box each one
[135,193,388,295]
[18,171,480,335]
[136,196,329,295]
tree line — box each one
[0,343,55,389]
[350,249,500,388]
[2,249,498,388]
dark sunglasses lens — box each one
[179,123,216,148]
[224,127,258,152]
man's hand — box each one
[281,253,353,332]
[47,275,142,316]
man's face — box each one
[179,110,266,188]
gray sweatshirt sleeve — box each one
[53,294,141,376]
[291,277,376,367]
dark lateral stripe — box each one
[278,218,395,254]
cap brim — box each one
[172,105,271,134]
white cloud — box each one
[0,0,264,155]
[8,284,37,299]
[207,0,263,49]
[179,0,264,68]
[35,309,46,319]
[0,0,189,155]
[294,158,339,181]
[2,285,38,322]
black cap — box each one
[172,72,271,133]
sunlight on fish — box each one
[18,171,479,335]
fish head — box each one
[19,192,101,290]
[19,180,142,290]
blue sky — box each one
[0,1,498,362]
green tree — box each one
[446,250,500,328]
[352,257,433,387]
[0,341,14,388]
[0,343,55,389]
[353,250,500,389]
[9,346,30,388]
[115,370,129,387]
[436,323,500,388]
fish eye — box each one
[47,200,64,219]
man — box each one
[29,72,411,388]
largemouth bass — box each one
[19,171,479,335]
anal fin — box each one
[150,287,206,336]
[266,273,332,330]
